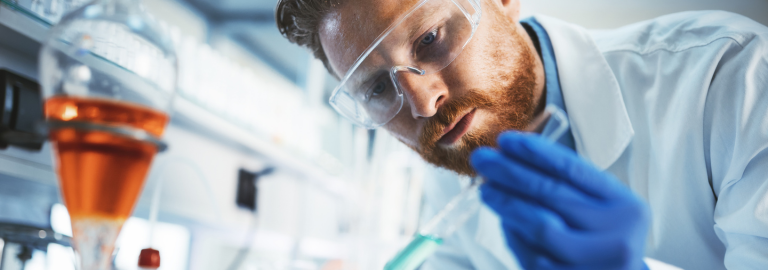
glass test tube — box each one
[383,104,571,270]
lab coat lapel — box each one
[534,15,634,170]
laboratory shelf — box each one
[0,1,349,197]
[0,1,47,59]
[0,149,57,185]
[172,97,351,199]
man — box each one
[276,0,768,269]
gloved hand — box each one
[470,132,650,270]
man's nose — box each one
[396,72,448,119]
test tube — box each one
[383,104,570,270]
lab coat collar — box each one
[533,15,635,170]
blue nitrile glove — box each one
[470,132,650,270]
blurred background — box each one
[0,0,766,269]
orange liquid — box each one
[45,96,169,220]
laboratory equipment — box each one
[383,105,570,270]
[0,224,71,270]
[0,69,45,150]
[138,247,161,269]
[38,0,177,269]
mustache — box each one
[419,90,494,148]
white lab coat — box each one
[420,11,768,270]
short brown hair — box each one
[275,0,342,76]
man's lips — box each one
[437,108,476,145]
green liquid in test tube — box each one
[383,105,570,270]
[384,234,444,270]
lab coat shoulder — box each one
[699,13,768,270]
[590,9,768,199]
[540,11,768,269]
[590,10,767,56]
[594,10,768,269]
[701,21,768,195]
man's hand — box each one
[470,132,650,270]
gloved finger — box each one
[473,148,611,229]
[507,224,618,270]
[507,227,606,270]
[503,225,554,270]
[495,132,630,200]
[526,253,603,270]
[472,147,584,203]
[483,186,627,264]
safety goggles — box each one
[329,0,482,129]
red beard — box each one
[410,21,538,176]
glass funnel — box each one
[38,0,177,269]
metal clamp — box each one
[43,120,168,152]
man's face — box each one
[320,0,543,175]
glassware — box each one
[384,105,570,270]
[38,0,177,269]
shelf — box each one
[0,1,350,198]
[172,97,351,198]
[0,149,57,185]
[0,1,48,57]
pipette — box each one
[383,105,570,270]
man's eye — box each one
[421,30,437,45]
[370,81,386,96]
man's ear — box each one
[497,0,521,22]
